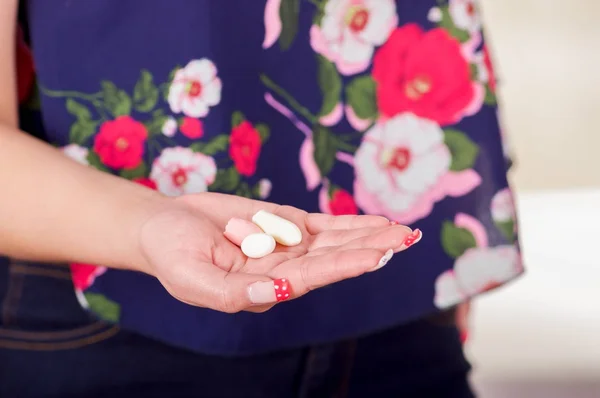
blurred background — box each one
[469,0,600,397]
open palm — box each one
[139,193,414,313]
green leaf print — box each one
[438,6,470,43]
[133,70,159,112]
[69,119,98,145]
[443,129,479,171]
[66,99,98,144]
[255,123,270,143]
[312,125,338,176]
[345,76,378,121]
[190,134,230,156]
[101,81,132,117]
[86,151,110,172]
[231,111,245,128]
[167,65,181,83]
[496,219,515,242]
[144,109,170,135]
[84,292,121,323]
[440,221,477,259]
[119,161,148,180]
[483,85,497,106]
[210,167,240,192]
[236,182,253,198]
[161,65,182,102]
[23,78,41,110]
[279,0,300,50]
[66,98,92,121]
[316,56,342,118]
[469,63,479,81]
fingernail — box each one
[371,249,394,271]
[390,221,399,225]
[248,278,291,304]
[460,331,469,344]
[399,229,422,251]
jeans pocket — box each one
[0,260,119,351]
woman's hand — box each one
[138,193,416,313]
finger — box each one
[305,213,391,234]
[308,225,417,257]
[308,224,412,252]
[269,247,391,298]
[179,193,283,226]
[163,258,295,313]
[211,232,249,273]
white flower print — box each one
[353,113,451,221]
[427,7,443,23]
[168,59,222,118]
[161,117,178,137]
[62,144,89,165]
[491,188,516,223]
[448,0,481,33]
[310,0,398,75]
[434,245,521,309]
[150,147,217,197]
[258,178,272,199]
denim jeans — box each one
[0,260,475,398]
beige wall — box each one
[480,0,600,191]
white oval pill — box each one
[241,233,276,259]
[251,210,302,246]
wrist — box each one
[122,188,173,276]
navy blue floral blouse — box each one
[19,0,522,354]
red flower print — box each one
[133,177,158,190]
[372,24,474,126]
[229,121,261,177]
[483,45,496,93]
[70,263,107,291]
[180,117,204,139]
[93,116,148,170]
[16,26,35,104]
[329,189,358,215]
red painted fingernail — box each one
[400,229,422,250]
[274,278,291,302]
[390,221,399,225]
[248,278,292,304]
[460,331,469,343]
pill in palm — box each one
[241,233,276,259]
[251,210,302,246]
[224,218,263,246]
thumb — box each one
[165,260,288,313]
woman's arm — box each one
[0,0,166,272]
[0,130,167,271]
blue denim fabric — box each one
[0,259,474,398]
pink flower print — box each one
[454,212,488,248]
[299,138,322,191]
[70,263,107,291]
[345,104,373,131]
[319,102,344,127]
[263,0,282,49]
